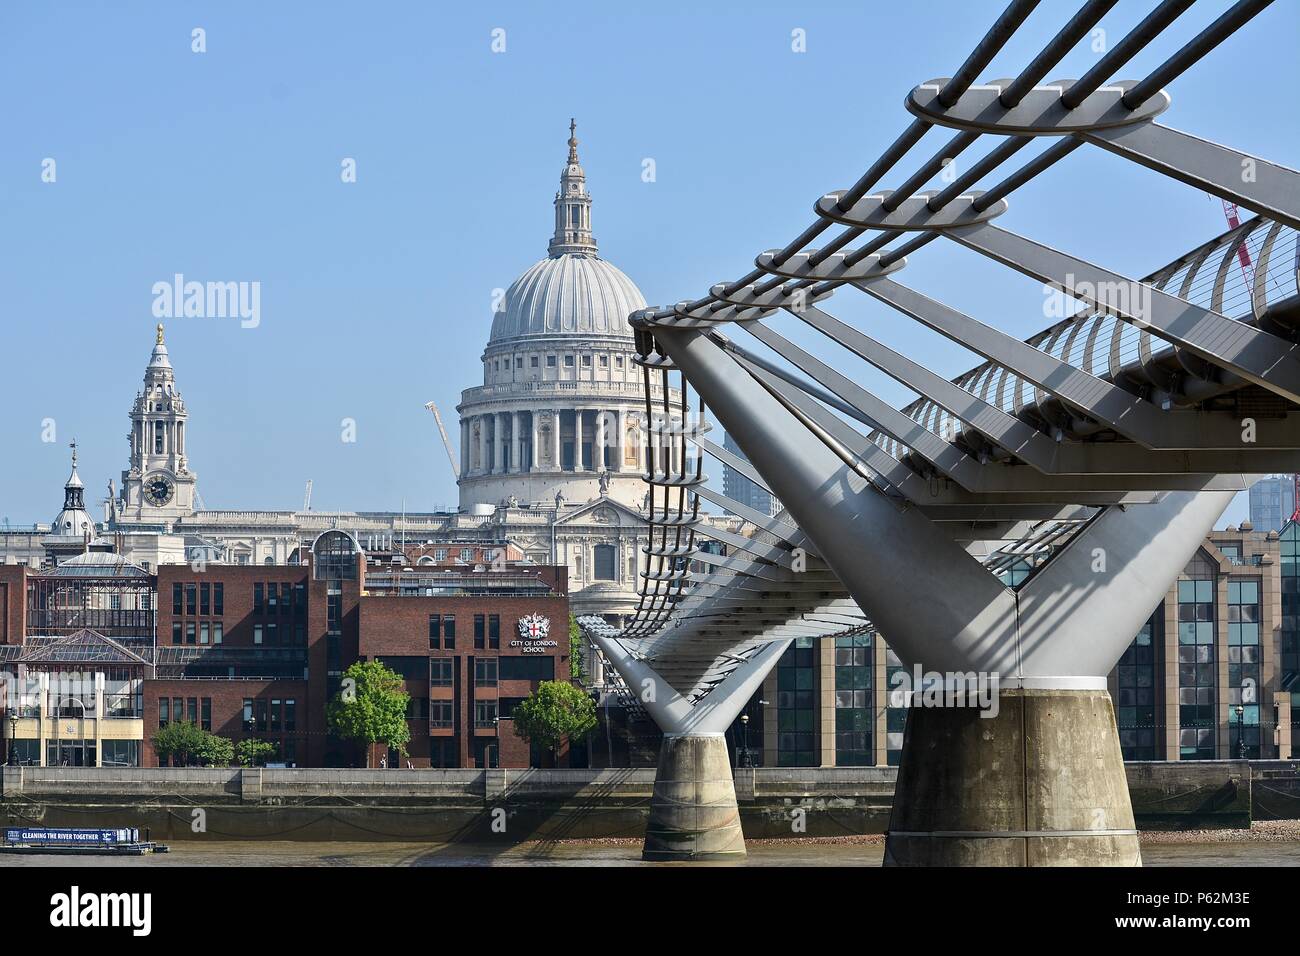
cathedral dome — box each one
[489,254,644,346]
[486,119,644,350]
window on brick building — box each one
[475,658,498,687]
[431,659,454,687]
[474,614,486,649]
[430,700,453,728]
[489,614,500,649]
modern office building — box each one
[1248,475,1297,534]
[721,432,782,518]
[748,523,1298,767]
[0,532,573,769]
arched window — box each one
[313,530,360,580]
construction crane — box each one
[302,479,313,512]
[425,400,460,479]
[1217,203,1297,519]
[1219,199,1256,289]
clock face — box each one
[144,473,175,506]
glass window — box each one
[214,583,223,615]
[254,583,264,614]
[185,584,196,616]
[1115,613,1160,760]
[444,615,456,649]
[1178,552,1218,758]
[201,698,211,731]
[593,544,616,581]
[833,632,873,766]
[474,614,486,649]
[499,656,555,681]
[285,699,296,732]
[313,530,359,581]
[489,614,500,649]
[159,698,170,724]
[200,583,210,615]
[172,583,182,616]
[429,614,441,649]
[431,659,454,687]
[430,700,453,728]
[776,638,818,767]
[475,658,498,687]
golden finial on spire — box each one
[156,323,165,346]
[567,118,579,164]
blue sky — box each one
[2,0,1296,526]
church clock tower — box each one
[118,324,199,527]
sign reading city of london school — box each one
[513,614,558,654]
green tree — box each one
[512,680,597,758]
[236,738,278,767]
[152,720,208,765]
[196,733,234,767]
[153,721,233,767]
[326,660,411,767]
[569,613,586,682]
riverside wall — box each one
[1,761,1293,842]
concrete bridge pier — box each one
[885,687,1139,866]
[643,733,745,860]
[589,632,789,861]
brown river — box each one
[3,839,1298,866]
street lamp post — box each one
[738,713,751,769]
[1235,703,1246,760]
[6,713,17,766]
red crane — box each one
[1220,199,1256,289]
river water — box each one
[4,840,1298,866]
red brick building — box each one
[2,531,574,769]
